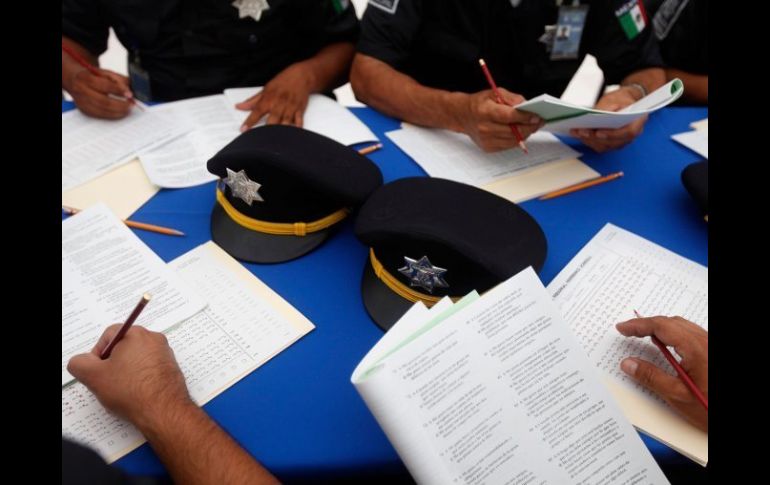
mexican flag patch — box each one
[331,0,350,14]
[615,0,648,40]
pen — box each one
[62,43,144,111]
[100,293,152,359]
[62,206,185,237]
[633,310,708,410]
[478,59,528,154]
[539,171,624,200]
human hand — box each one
[460,88,542,153]
[236,63,315,130]
[570,86,647,152]
[67,325,193,430]
[66,68,134,119]
[616,315,708,432]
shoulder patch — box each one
[614,0,649,40]
[652,0,690,41]
[368,0,400,15]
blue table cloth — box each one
[62,101,708,480]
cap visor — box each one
[361,262,416,331]
[210,202,332,263]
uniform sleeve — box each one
[62,0,110,57]
[357,0,423,69]
[583,0,664,84]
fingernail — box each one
[240,125,248,133]
[578,130,589,137]
[529,116,540,124]
[621,359,638,376]
[596,132,608,139]
[124,91,133,99]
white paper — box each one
[560,54,604,108]
[62,241,315,462]
[672,129,708,158]
[547,223,708,464]
[224,87,379,146]
[517,79,684,135]
[386,124,582,186]
[138,132,218,188]
[61,203,206,385]
[137,95,242,188]
[690,119,708,131]
[62,108,180,192]
[354,268,669,485]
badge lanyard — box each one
[540,0,590,61]
[128,41,152,102]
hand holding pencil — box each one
[62,41,140,119]
[616,314,708,432]
[471,59,542,154]
[67,299,193,425]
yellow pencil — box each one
[539,171,624,200]
[62,205,185,236]
[358,143,383,156]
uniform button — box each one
[248,34,258,44]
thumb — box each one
[67,352,105,386]
[620,357,685,400]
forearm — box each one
[351,54,468,132]
[296,42,355,93]
[62,36,97,92]
[665,68,707,104]
[138,401,279,485]
[620,67,667,99]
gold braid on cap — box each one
[216,185,349,236]
[369,249,460,306]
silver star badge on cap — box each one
[224,168,263,205]
[232,0,270,22]
[398,256,449,293]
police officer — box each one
[647,0,707,104]
[62,0,359,130]
[351,0,666,153]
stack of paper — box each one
[671,118,708,158]
[61,203,206,385]
[63,89,379,203]
[138,89,380,188]
[62,107,180,192]
[517,79,685,135]
[352,268,670,484]
[62,239,315,462]
[548,223,708,465]
[386,123,598,202]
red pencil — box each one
[100,293,152,359]
[633,310,708,410]
[62,43,144,111]
[478,59,528,154]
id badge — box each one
[550,5,589,60]
[128,59,152,103]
